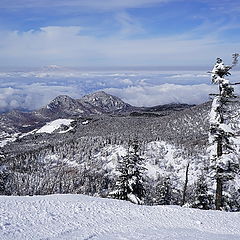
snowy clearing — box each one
[0,133,19,147]
[36,119,74,134]
[82,120,89,125]
[0,194,240,240]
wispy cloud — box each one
[0,0,171,10]
[115,12,145,36]
[0,26,239,67]
[202,0,240,14]
[0,1,239,67]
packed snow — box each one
[0,194,240,240]
[36,119,74,134]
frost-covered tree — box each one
[0,167,9,195]
[110,140,145,204]
[192,174,212,210]
[209,54,239,210]
[155,176,171,205]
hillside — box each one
[0,194,240,240]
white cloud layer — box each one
[104,84,216,106]
[0,83,81,112]
[0,74,230,112]
[0,69,239,112]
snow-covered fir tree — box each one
[110,140,145,204]
[0,168,8,195]
[209,54,240,210]
[155,176,171,205]
[192,174,212,210]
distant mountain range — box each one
[0,91,193,135]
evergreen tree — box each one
[209,54,240,210]
[0,168,8,195]
[110,140,145,204]
[192,174,212,210]
[155,176,171,205]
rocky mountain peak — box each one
[80,91,132,112]
[81,91,116,102]
[47,95,76,109]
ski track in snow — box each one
[0,194,240,240]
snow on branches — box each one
[109,140,146,204]
[209,55,240,210]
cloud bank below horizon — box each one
[0,68,240,113]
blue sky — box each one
[0,0,239,67]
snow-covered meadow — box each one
[0,194,240,240]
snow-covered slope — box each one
[36,119,74,134]
[0,194,239,240]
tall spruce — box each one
[155,176,171,205]
[209,54,239,210]
[110,140,145,204]
[192,174,212,210]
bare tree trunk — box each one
[215,174,223,210]
[181,162,190,206]
[215,138,223,210]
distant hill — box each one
[0,91,193,135]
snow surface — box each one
[0,133,19,147]
[82,120,89,125]
[0,194,240,240]
[36,119,74,134]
